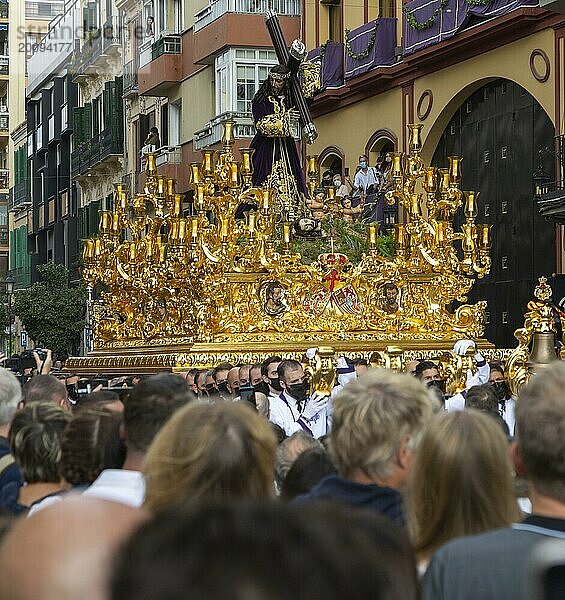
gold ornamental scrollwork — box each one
[78,122,494,371]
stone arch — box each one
[365,128,398,166]
[318,145,345,176]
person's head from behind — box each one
[124,373,193,458]
[465,384,498,415]
[9,402,72,484]
[0,496,144,600]
[406,409,520,562]
[0,369,22,430]
[143,402,277,513]
[22,375,69,410]
[514,361,565,504]
[61,408,125,487]
[275,430,322,490]
[111,503,418,600]
[77,389,124,414]
[329,369,436,489]
[280,448,337,501]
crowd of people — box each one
[0,340,563,599]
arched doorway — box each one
[319,146,345,177]
[432,78,556,348]
[365,129,397,171]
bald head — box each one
[0,496,144,600]
[227,367,240,396]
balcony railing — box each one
[102,15,122,54]
[71,129,124,177]
[152,35,182,60]
[0,226,8,247]
[0,4,7,18]
[0,56,8,76]
[194,111,255,150]
[11,266,32,289]
[537,135,565,222]
[0,114,8,133]
[195,0,300,31]
[71,31,103,81]
[25,1,64,19]
[9,179,30,211]
[123,59,138,97]
[0,169,8,189]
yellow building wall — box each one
[416,29,556,162]
[310,86,403,169]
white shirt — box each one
[353,167,379,194]
[82,469,145,507]
[499,396,516,436]
[269,392,329,439]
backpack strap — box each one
[0,453,15,478]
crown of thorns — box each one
[269,70,290,81]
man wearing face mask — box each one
[226,367,241,399]
[489,362,515,436]
[213,362,234,400]
[269,359,329,439]
[352,155,379,204]
[414,361,446,406]
[261,356,284,402]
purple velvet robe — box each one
[250,96,308,197]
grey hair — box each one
[0,369,22,426]
[274,431,323,490]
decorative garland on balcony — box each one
[403,0,450,31]
[465,0,493,5]
[319,40,330,62]
[344,22,378,60]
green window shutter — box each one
[73,107,84,145]
[9,229,14,270]
[83,103,92,142]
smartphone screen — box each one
[239,385,256,407]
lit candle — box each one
[145,153,156,175]
[196,185,205,212]
[423,167,437,194]
[172,194,183,217]
[169,220,179,241]
[410,194,420,217]
[129,242,136,263]
[478,224,492,250]
[408,124,424,152]
[435,221,446,245]
[201,150,214,178]
[229,162,240,188]
[367,223,378,249]
[191,217,199,241]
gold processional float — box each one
[66,122,555,396]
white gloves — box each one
[453,339,475,356]
[301,391,328,421]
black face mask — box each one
[232,385,240,397]
[217,382,230,395]
[287,381,309,402]
[253,381,270,396]
[491,380,508,402]
[427,379,446,394]
[269,377,283,392]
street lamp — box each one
[5,273,15,357]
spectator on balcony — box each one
[146,16,155,38]
[144,127,160,151]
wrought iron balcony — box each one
[0,56,8,76]
[0,4,7,19]
[9,179,31,211]
[0,169,8,189]
[537,135,565,223]
[123,59,139,97]
[194,112,255,150]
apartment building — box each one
[25,1,79,282]
[8,0,64,289]
[302,0,565,347]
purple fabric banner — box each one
[307,41,344,89]
[403,0,539,56]
[344,18,397,80]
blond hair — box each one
[143,401,276,513]
[329,369,436,480]
[406,410,520,561]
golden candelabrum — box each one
[71,123,494,374]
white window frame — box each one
[214,48,277,117]
[169,100,181,145]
